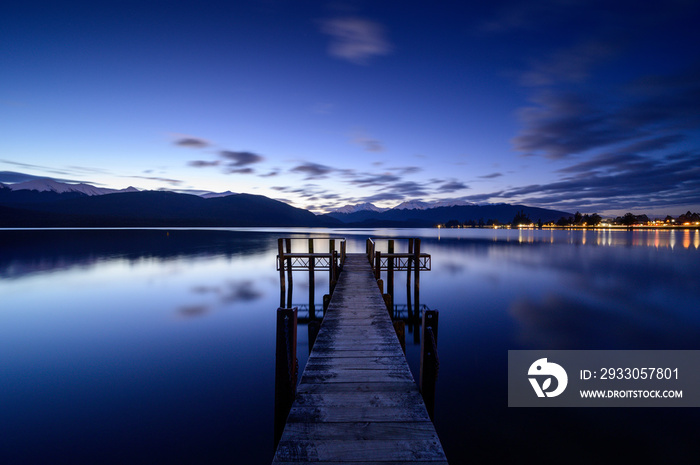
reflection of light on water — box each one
[581,229,586,245]
[670,230,676,249]
[695,230,700,249]
[683,230,691,249]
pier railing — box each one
[276,237,346,310]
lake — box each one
[1,228,699,464]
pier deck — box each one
[272,254,447,464]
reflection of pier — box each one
[293,304,432,323]
[273,239,445,463]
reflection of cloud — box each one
[319,17,392,65]
[178,305,210,317]
[222,280,263,303]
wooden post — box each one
[377,278,384,293]
[331,250,338,293]
[375,251,381,280]
[278,239,285,308]
[274,307,298,448]
[285,238,293,309]
[414,238,421,320]
[387,240,394,303]
[407,238,413,319]
[308,239,315,319]
[393,320,406,354]
[383,293,392,314]
[308,320,320,354]
[329,239,335,294]
[323,294,331,312]
[340,240,346,266]
[419,309,439,421]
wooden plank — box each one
[275,439,446,462]
[278,421,440,440]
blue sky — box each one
[2,0,699,216]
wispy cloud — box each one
[219,150,264,167]
[478,172,504,179]
[188,160,221,168]
[174,137,210,148]
[290,162,335,179]
[352,131,384,152]
[128,175,184,186]
[319,17,392,65]
[520,39,622,87]
[438,180,469,193]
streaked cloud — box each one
[188,160,221,168]
[219,150,264,167]
[352,132,384,152]
[174,137,210,148]
[478,172,504,179]
[290,162,335,179]
[438,180,469,193]
[319,17,392,65]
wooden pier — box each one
[272,251,447,464]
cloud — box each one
[349,173,401,187]
[438,181,469,193]
[259,170,280,177]
[319,17,392,64]
[128,175,184,186]
[352,132,384,152]
[175,137,210,148]
[219,150,264,167]
[496,150,700,212]
[477,0,581,34]
[228,168,255,175]
[520,39,622,87]
[478,172,504,179]
[188,160,221,168]
[0,170,60,183]
[290,162,335,179]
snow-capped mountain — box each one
[330,202,389,214]
[391,200,430,210]
[3,178,138,196]
[392,199,473,210]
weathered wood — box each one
[407,238,413,318]
[285,238,293,308]
[275,307,298,448]
[393,320,406,354]
[420,309,439,421]
[272,254,446,464]
[387,239,395,301]
[308,239,315,318]
[278,239,286,308]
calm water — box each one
[1,228,699,464]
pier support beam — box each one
[274,307,298,448]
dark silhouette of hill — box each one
[0,189,340,227]
[326,204,572,226]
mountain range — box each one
[0,178,572,227]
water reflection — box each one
[1,228,698,464]
[0,229,276,279]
